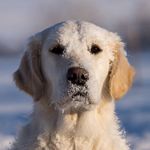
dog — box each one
[11,20,135,150]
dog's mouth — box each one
[68,84,90,103]
[71,91,90,104]
[72,91,88,99]
[52,84,93,113]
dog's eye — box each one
[90,44,102,54]
[50,45,64,55]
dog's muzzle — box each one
[66,67,89,103]
[52,67,91,112]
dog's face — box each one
[41,21,115,112]
[14,21,135,113]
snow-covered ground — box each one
[0,51,150,150]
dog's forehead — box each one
[47,21,112,45]
[39,21,124,62]
[57,21,102,36]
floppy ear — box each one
[109,44,135,100]
[14,37,45,101]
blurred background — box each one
[0,0,150,149]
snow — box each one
[0,51,150,150]
[0,134,14,150]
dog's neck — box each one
[33,97,116,137]
[15,97,128,150]
[33,99,115,131]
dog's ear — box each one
[109,43,135,100]
[14,36,45,101]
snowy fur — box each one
[12,20,135,150]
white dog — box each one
[11,20,135,150]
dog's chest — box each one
[37,134,97,150]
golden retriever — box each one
[11,20,135,150]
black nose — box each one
[67,67,89,86]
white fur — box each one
[42,21,117,111]
[11,21,130,150]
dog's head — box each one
[14,21,135,113]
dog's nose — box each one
[67,67,89,86]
